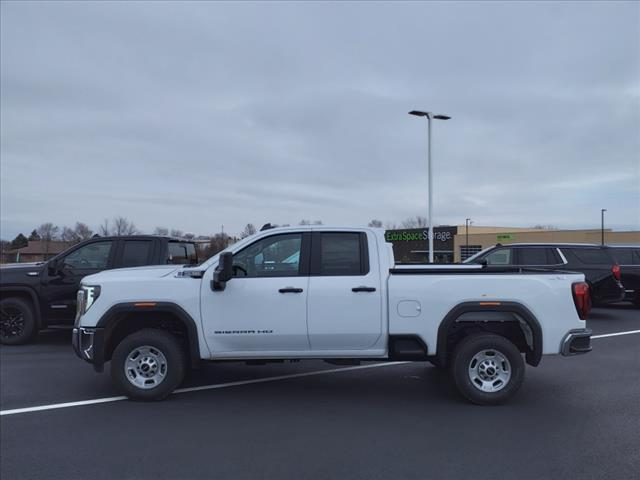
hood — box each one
[82,265,182,284]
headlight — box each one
[76,285,101,324]
[83,285,101,312]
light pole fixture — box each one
[601,209,607,245]
[409,110,451,263]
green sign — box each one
[497,233,515,242]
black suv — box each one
[606,245,640,307]
[0,235,198,344]
[464,243,625,307]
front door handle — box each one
[352,286,376,292]
[279,287,303,293]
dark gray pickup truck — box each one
[0,235,198,344]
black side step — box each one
[389,335,428,360]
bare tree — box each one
[299,219,311,225]
[401,216,428,228]
[37,223,60,241]
[0,240,12,263]
[113,217,138,235]
[74,222,93,241]
[313,220,323,225]
[205,233,231,257]
[170,229,184,238]
[60,222,93,245]
[98,219,111,236]
[37,222,60,257]
[61,226,79,244]
[384,222,398,230]
[241,223,257,238]
[368,219,383,228]
[153,226,169,236]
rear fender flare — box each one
[436,301,543,367]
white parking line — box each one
[592,329,640,339]
[0,361,409,417]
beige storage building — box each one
[454,228,640,262]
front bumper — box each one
[560,328,592,356]
[72,327,105,372]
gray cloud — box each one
[1,1,639,239]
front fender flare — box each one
[96,302,201,368]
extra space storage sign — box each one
[384,227,456,251]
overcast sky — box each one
[1,1,639,239]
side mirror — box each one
[211,252,233,291]
[48,259,62,275]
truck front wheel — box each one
[111,328,186,401]
[451,333,524,405]
[0,298,37,345]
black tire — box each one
[0,298,38,345]
[450,333,525,405]
[111,328,186,401]
[632,294,640,308]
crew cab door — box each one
[307,231,383,351]
[201,232,311,356]
[43,240,116,322]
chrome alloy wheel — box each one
[124,345,168,389]
[0,306,25,339]
[468,349,511,393]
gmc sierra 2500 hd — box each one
[73,226,592,405]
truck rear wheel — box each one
[111,328,186,401]
[0,298,37,345]
[450,333,524,405]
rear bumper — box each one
[72,327,105,372]
[560,328,592,356]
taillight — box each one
[612,265,621,282]
[572,282,591,320]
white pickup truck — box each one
[73,226,592,404]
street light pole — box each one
[427,115,433,263]
[409,110,451,263]
[601,209,607,245]
[465,218,472,259]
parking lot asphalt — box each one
[1,305,639,480]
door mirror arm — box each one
[211,252,233,291]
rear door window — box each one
[608,248,638,265]
[516,248,562,265]
[168,242,198,265]
[312,232,369,276]
[567,248,612,265]
[120,240,153,268]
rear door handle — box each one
[279,287,303,293]
[352,286,376,292]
